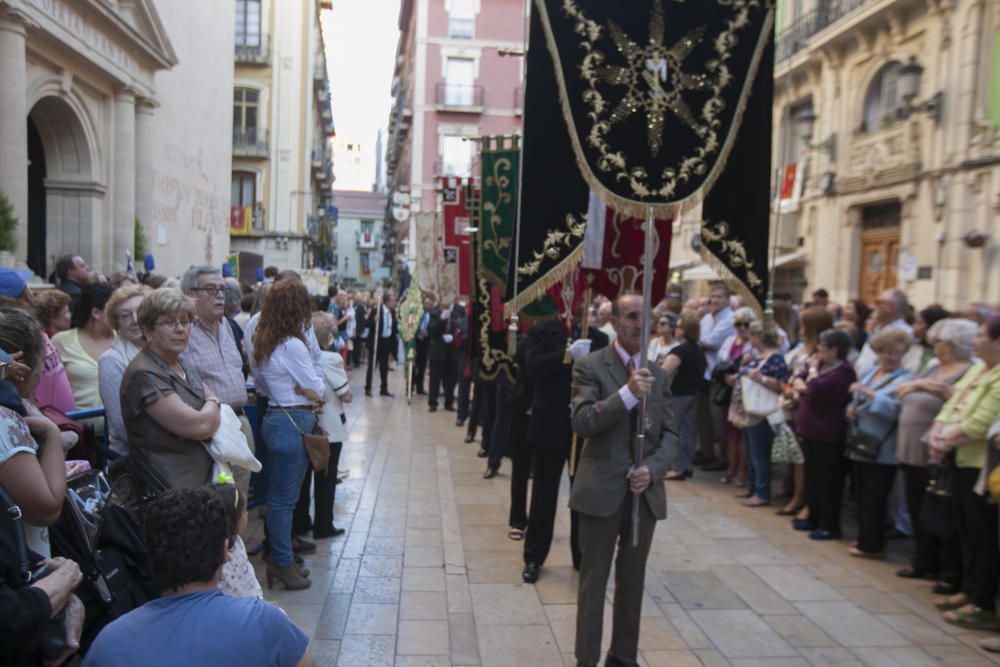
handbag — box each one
[726,379,757,429]
[921,457,957,539]
[709,358,740,406]
[845,419,891,460]
[771,422,804,464]
[740,376,780,417]
[279,407,329,473]
[989,464,1000,501]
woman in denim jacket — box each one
[846,327,912,558]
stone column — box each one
[134,99,156,252]
[113,90,136,271]
[0,13,27,265]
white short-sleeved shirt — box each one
[0,406,50,557]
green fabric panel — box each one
[990,30,1000,129]
[478,147,519,291]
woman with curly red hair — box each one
[252,280,324,591]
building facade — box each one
[229,0,336,271]
[0,0,235,279]
[385,0,525,262]
[332,189,389,288]
[769,0,1000,309]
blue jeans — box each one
[672,394,698,473]
[264,408,315,567]
[743,420,774,500]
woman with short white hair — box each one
[894,318,978,586]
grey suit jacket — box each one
[568,344,678,520]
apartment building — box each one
[681,0,1000,309]
[229,0,336,271]
[385,0,526,262]
[332,189,390,288]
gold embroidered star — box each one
[595,2,708,157]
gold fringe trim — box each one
[504,244,583,316]
[533,0,775,220]
[698,245,764,318]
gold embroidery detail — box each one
[700,220,762,289]
[477,275,516,382]
[481,156,515,279]
[517,213,587,277]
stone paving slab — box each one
[243,368,1000,666]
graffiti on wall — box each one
[152,143,228,263]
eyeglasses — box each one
[193,285,225,294]
[735,322,751,328]
[155,319,192,330]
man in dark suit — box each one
[365,292,398,397]
[520,318,609,583]
[570,293,677,667]
[426,302,455,412]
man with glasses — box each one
[854,288,913,378]
[181,266,253,496]
[696,283,735,471]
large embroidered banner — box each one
[511,0,775,312]
[441,177,474,297]
[414,212,439,298]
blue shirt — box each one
[83,590,308,667]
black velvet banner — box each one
[506,3,590,311]
[700,32,774,309]
[511,0,775,311]
[534,0,773,215]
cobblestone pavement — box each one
[246,367,1000,666]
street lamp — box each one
[793,108,837,161]
[898,56,943,123]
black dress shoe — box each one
[522,562,540,583]
[456,418,466,427]
[701,461,727,471]
[464,433,475,443]
[364,389,373,397]
[605,656,639,667]
[477,447,487,458]
[483,465,498,479]
[896,566,935,580]
[380,391,394,397]
[313,526,346,539]
[933,581,960,595]
[444,405,456,412]
[428,405,438,413]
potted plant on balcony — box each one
[962,230,990,249]
[0,191,18,268]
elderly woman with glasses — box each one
[98,285,151,456]
[845,327,912,558]
[120,289,221,490]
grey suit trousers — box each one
[575,495,656,665]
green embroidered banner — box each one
[478,139,519,291]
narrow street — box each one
[246,367,1000,667]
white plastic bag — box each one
[206,404,262,477]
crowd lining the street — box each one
[2,251,1000,664]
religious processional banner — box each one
[478,139,519,292]
[510,0,775,312]
[414,212,440,299]
[441,177,474,297]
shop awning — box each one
[682,251,807,282]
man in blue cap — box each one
[0,269,32,305]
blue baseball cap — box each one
[0,269,27,299]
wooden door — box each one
[858,227,900,306]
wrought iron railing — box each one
[435,83,485,109]
[232,127,269,157]
[776,0,873,62]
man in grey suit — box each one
[570,293,677,667]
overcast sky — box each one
[322,1,399,190]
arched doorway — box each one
[26,96,97,279]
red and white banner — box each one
[441,176,474,298]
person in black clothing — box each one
[54,254,89,317]
[663,313,707,479]
[451,301,471,422]
[426,304,454,411]
[413,296,433,395]
[506,335,533,539]
[521,319,608,584]
[365,292,398,397]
